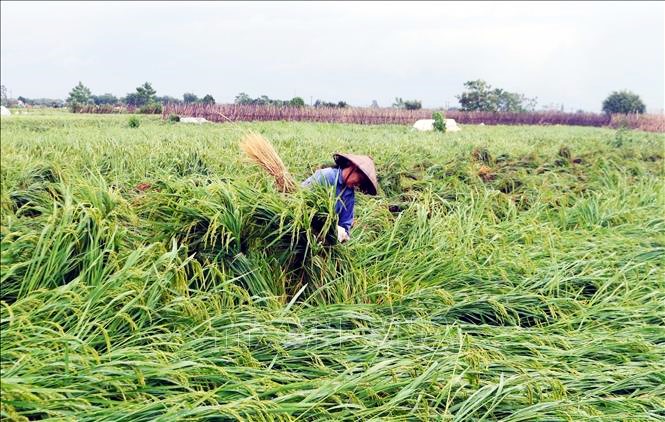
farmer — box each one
[301,153,378,243]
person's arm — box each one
[301,168,337,188]
[337,194,354,236]
[301,169,324,188]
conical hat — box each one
[333,153,378,196]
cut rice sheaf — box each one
[240,132,297,193]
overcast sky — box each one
[1,1,663,112]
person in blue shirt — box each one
[301,153,378,243]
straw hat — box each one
[333,153,378,196]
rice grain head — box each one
[240,132,297,193]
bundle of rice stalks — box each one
[240,132,297,193]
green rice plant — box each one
[1,113,664,420]
[433,111,446,132]
[128,115,140,128]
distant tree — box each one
[318,100,327,107]
[234,92,253,105]
[602,91,646,114]
[0,85,7,106]
[183,92,199,104]
[92,93,118,105]
[201,94,215,105]
[337,101,348,108]
[134,82,157,106]
[257,95,271,106]
[289,97,305,107]
[392,97,421,110]
[314,99,337,108]
[494,89,526,112]
[67,81,92,108]
[158,95,182,104]
[457,80,536,112]
[235,93,318,107]
[122,93,141,106]
[457,80,494,111]
[17,97,65,107]
[371,100,379,108]
[404,100,422,110]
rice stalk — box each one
[239,131,297,193]
[1,115,663,420]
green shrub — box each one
[128,116,140,128]
[168,114,180,123]
[433,112,446,132]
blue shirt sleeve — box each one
[301,169,326,188]
[301,168,336,188]
[337,192,354,234]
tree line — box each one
[64,81,217,111]
[0,81,648,114]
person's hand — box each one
[337,226,350,243]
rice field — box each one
[1,113,664,421]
